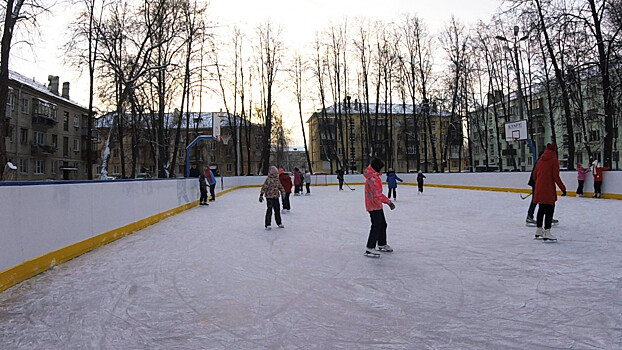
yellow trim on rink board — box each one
[0,201,196,293]
[2,182,619,293]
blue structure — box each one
[185,135,215,177]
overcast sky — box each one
[11,0,501,146]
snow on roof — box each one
[96,111,251,129]
[313,103,452,118]
[8,70,88,110]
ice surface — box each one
[1,186,621,349]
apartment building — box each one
[4,71,90,181]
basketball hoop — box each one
[220,134,232,145]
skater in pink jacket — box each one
[575,163,590,197]
[363,158,395,258]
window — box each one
[19,158,28,174]
[210,142,217,150]
[9,92,15,111]
[226,163,232,172]
[63,137,69,157]
[21,98,29,113]
[34,160,45,174]
[113,165,119,174]
[74,115,79,128]
[178,149,184,158]
[589,130,600,142]
[20,128,28,144]
[34,131,45,145]
[63,111,69,131]
[575,133,581,143]
[9,125,14,142]
[576,153,583,165]
[73,139,79,152]
[52,160,59,174]
[113,148,119,158]
[51,135,57,148]
[210,155,216,163]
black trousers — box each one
[418,183,424,193]
[527,187,536,218]
[366,209,387,249]
[305,183,311,193]
[294,184,302,194]
[338,179,344,190]
[536,203,555,229]
[265,198,282,227]
[282,193,291,210]
[200,188,208,203]
[577,180,585,195]
[594,181,602,194]
[209,184,216,201]
[388,187,397,199]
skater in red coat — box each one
[591,160,609,198]
[532,143,566,241]
[278,168,293,212]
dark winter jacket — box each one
[532,144,566,205]
[386,171,403,189]
[279,173,293,193]
[417,173,426,184]
[336,169,345,181]
[199,174,207,190]
[188,167,200,177]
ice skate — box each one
[552,218,559,225]
[265,226,272,230]
[376,244,393,252]
[525,216,537,226]
[535,227,543,239]
[541,229,557,242]
[278,224,285,228]
[364,248,380,258]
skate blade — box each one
[364,253,381,258]
[542,238,557,242]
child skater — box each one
[416,170,426,195]
[364,158,396,258]
[278,168,293,213]
[304,170,312,195]
[532,143,566,241]
[385,168,403,200]
[575,163,590,197]
[591,160,609,198]
[259,166,286,229]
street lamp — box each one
[496,26,529,170]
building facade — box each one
[307,103,464,174]
[4,71,90,181]
[94,112,265,178]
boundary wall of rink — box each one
[1,171,620,293]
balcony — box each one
[32,115,57,129]
[31,143,57,156]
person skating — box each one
[416,170,426,195]
[532,143,566,241]
[591,160,609,198]
[205,166,217,201]
[337,168,345,191]
[279,168,293,213]
[386,168,403,200]
[198,172,209,206]
[364,158,396,258]
[259,166,286,229]
[293,168,302,195]
[526,154,559,227]
[304,170,311,195]
[575,163,590,197]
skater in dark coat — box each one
[337,168,345,191]
[363,158,395,258]
[279,168,293,212]
[532,143,566,241]
[259,166,286,229]
[385,168,403,200]
[416,170,426,195]
[199,173,209,205]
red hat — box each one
[546,143,557,152]
[278,168,284,174]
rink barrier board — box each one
[2,177,620,294]
[0,201,196,294]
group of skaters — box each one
[525,143,610,242]
[259,167,312,230]
[189,163,217,205]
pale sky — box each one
[10,0,501,146]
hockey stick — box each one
[520,192,532,200]
[344,181,355,191]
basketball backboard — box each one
[505,120,528,141]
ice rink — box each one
[1,184,621,349]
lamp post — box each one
[496,26,529,170]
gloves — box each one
[561,190,567,197]
[259,196,264,203]
[389,202,396,210]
